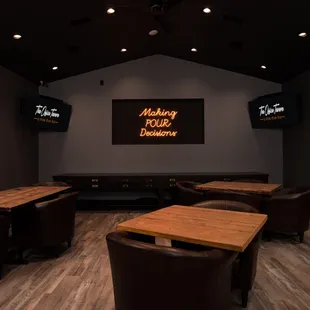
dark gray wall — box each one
[283,70,310,187]
[0,65,38,190]
[39,55,282,183]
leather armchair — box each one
[261,187,310,242]
[33,181,68,186]
[203,190,262,211]
[11,192,78,259]
[233,179,261,183]
[0,216,10,279]
[176,181,204,206]
[107,231,237,310]
[193,200,261,308]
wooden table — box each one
[195,181,281,195]
[118,205,267,252]
[0,186,71,211]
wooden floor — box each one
[0,211,309,310]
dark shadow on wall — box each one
[283,71,310,187]
[0,66,38,190]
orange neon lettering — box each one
[145,119,172,128]
[139,108,178,120]
[140,128,178,137]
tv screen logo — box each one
[35,105,60,118]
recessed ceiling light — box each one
[13,34,22,40]
[52,66,58,71]
[261,65,267,69]
[299,32,307,37]
[191,48,197,52]
[121,48,127,52]
[149,29,158,36]
[203,7,211,14]
[107,8,115,14]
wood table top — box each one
[0,186,71,210]
[195,181,282,195]
[118,205,267,252]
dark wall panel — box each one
[283,70,310,187]
[0,66,38,190]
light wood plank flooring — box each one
[0,211,309,310]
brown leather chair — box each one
[233,179,261,183]
[33,181,68,186]
[107,231,237,310]
[176,181,204,206]
[0,216,10,279]
[193,200,261,308]
[11,192,78,260]
[261,187,310,242]
[203,190,262,211]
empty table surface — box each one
[118,205,267,252]
[0,186,71,210]
[195,181,281,195]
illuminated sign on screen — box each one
[112,99,204,145]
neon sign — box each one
[138,108,178,137]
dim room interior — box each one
[0,1,310,310]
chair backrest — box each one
[34,181,68,187]
[261,188,310,232]
[107,231,237,310]
[203,190,262,210]
[194,199,259,213]
[233,179,261,183]
[35,192,78,246]
[193,200,261,292]
[176,181,204,206]
[0,216,10,267]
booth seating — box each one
[261,187,310,242]
[107,230,237,310]
[11,192,78,260]
[176,181,205,206]
[193,200,262,308]
[0,216,10,279]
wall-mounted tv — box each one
[248,92,301,129]
[112,99,205,144]
[20,95,72,132]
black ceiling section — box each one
[1,0,310,84]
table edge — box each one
[0,186,72,209]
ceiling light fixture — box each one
[203,7,211,14]
[191,48,197,52]
[299,32,307,37]
[13,33,22,40]
[149,29,158,36]
[261,65,267,69]
[121,48,127,52]
[107,8,115,14]
[52,66,58,71]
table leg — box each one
[155,237,171,247]
[157,189,165,208]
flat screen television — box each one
[20,95,72,132]
[248,92,301,129]
[112,98,205,144]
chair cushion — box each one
[35,201,50,208]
